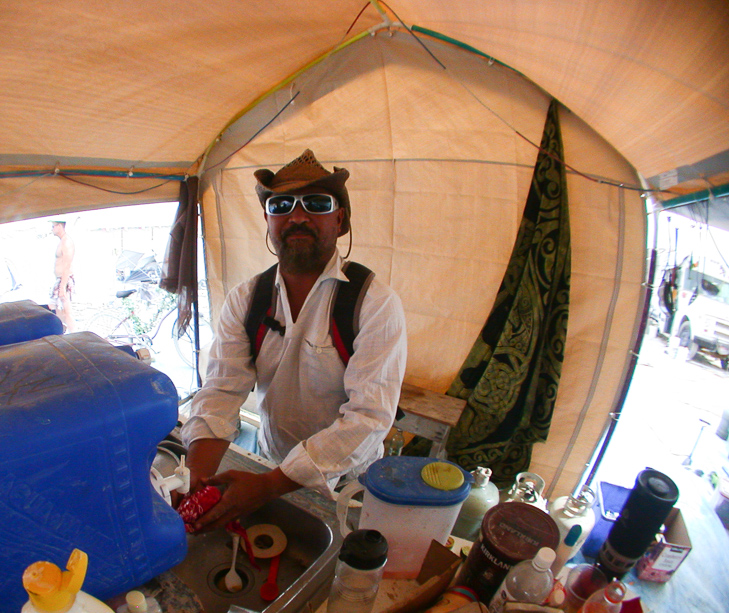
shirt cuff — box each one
[180,414,239,447]
[279,442,340,499]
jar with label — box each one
[456,502,560,603]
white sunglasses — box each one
[265,194,339,216]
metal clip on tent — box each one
[368,13,403,37]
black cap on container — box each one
[641,471,678,501]
[339,530,388,570]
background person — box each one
[179,150,407,531]
[50,220,76,332]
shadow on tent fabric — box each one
[404,99,571,488]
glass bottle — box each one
[578,579,626,612]
[385,428,405,456]
[488,547,556,613]
[327,530,388,613]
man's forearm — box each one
[186,437,231,482]
[265,467,301,498]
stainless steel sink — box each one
[168,444,343,613]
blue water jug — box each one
[0,332,187,611]
[0,299,64,346]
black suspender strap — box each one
[244,261,375,365]
[244,264,279,361]
[330,261,375,364]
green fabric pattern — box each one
[443,99,571,486]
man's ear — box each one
[336,208,346,235]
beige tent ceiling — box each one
[1,0,727,221]
[1,1,727,497]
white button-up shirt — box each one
[181,251,407,498]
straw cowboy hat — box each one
[254,149,351,236]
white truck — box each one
[656,256,729,370]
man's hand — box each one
[190,468,300,533]
[171,438,231,509]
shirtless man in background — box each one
[50,220,76,332]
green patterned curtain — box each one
[443,99,571,486]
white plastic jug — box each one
[337,457,472,579]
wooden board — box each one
[398,383,467,428]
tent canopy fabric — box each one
[0,0,726,219]
[1,1,726,497]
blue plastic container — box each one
[0,332,187,611]
[0,299,64,346]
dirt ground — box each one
[592,330,729,504]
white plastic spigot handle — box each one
[154,455,191,505]
[173,455,190,495]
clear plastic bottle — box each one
[578,579,626,612]
[488,547,556,613]
[327,529,388,613]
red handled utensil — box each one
[260,554,280,601]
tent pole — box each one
[583,209,658,489]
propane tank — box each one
[548,485,596,573]
[452,467,500,541]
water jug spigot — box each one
[153,455,191,504]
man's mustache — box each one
[282,224,317,240]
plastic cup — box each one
[562,563,608,613]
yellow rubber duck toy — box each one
[22,549,113,613]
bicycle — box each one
[84,282,213,368]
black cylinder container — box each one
[596,469,679,580]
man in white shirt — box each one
[180,150,407,532]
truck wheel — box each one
[721,358,729,371]
[678,321,699,361]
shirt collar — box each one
[274,248,348,290]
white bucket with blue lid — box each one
[336,456,473,579]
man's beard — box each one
[272,224,331,274]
